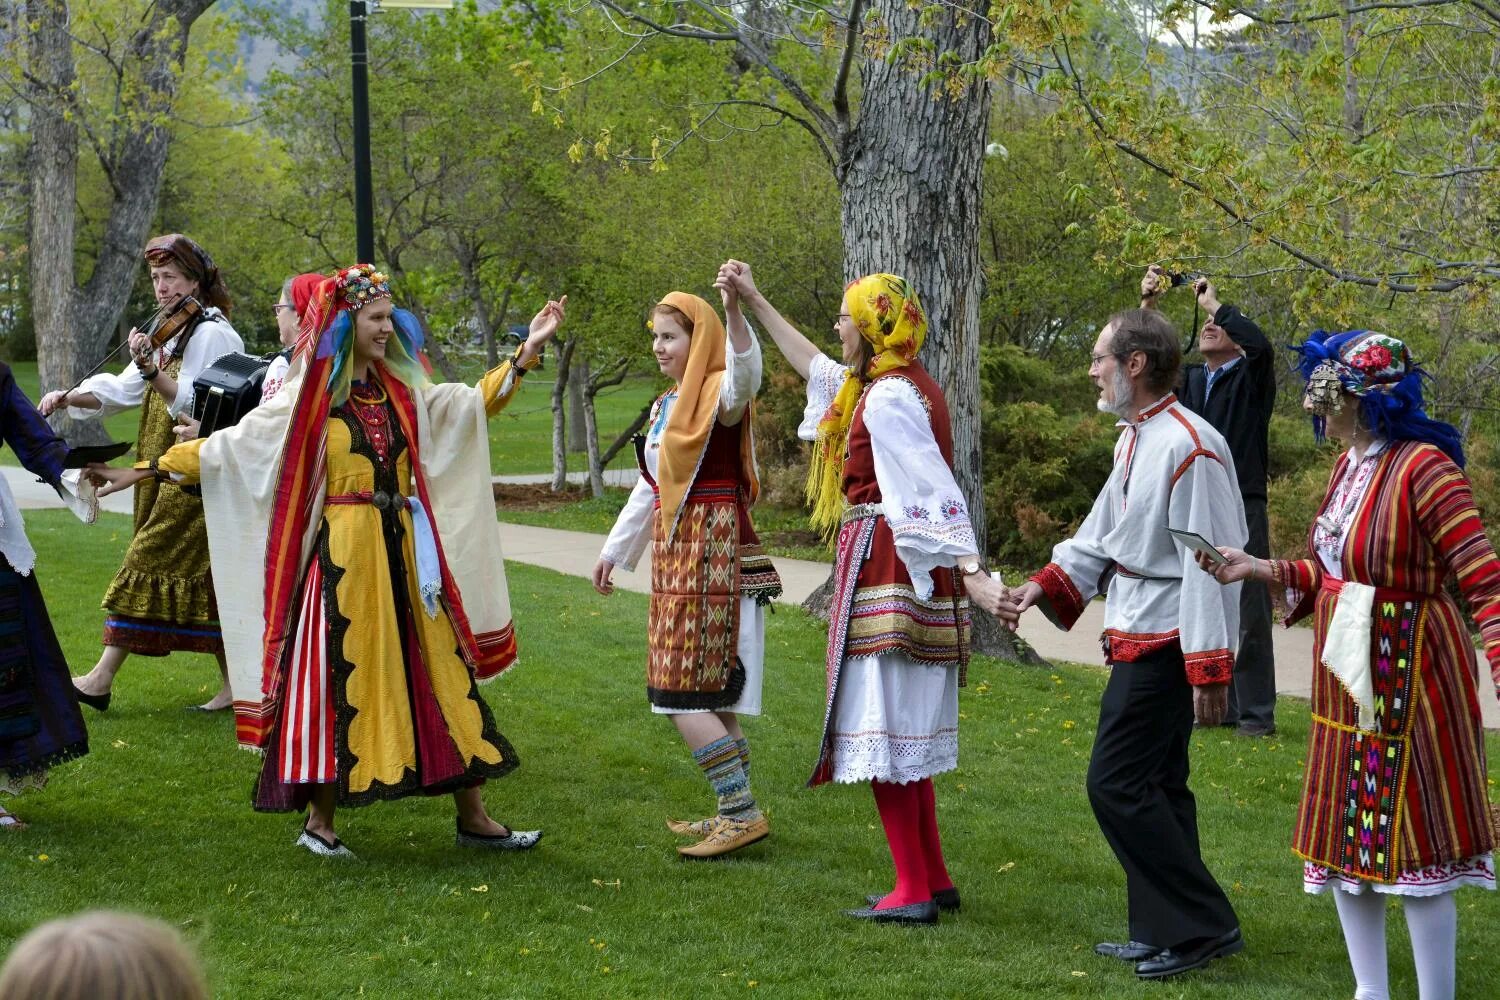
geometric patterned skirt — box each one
[1293,588,1496,887]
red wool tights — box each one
[870,777,953,910]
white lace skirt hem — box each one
[0,769,48,797]
[652,598,765,717]
[827,651,959,785]
[1303,853,1496,897]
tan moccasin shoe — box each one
[666,816,716,836]
[676,814,770,859]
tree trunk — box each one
[27,0,218,443]
[567,356,589,453]
[549,337,576,491]
[581,384,604,498]
[456,241,496,367]
[25,0,88,439]
[839,8,991,537]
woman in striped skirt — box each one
[1202,330,1497,999]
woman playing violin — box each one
[38,233,243,712]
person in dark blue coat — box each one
[0,362,90,830]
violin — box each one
[63,295,204,394]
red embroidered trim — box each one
[1137,394,1178,422]
[1102,628,1179,662]
[1032,563,1085,629]
[1183,647,1234,686]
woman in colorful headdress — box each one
[90,265,566,858]
[719,260,1014,925]
[39,233,244,713]
[1201,329,1498,998]
[591,285,781,860]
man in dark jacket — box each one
[1142,267,1277,737]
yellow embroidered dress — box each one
[158,363,524,810]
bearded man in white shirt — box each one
[1013,308,1247,981]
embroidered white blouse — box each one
[797,353,978,601]
[1030,394,1247,686]
[67,308,243,420]
[600,331,763,572]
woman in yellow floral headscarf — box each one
[719,259,1015,926]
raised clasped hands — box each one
[1193,546,1256,585]
[714,259,758,303]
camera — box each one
[1166,271,1204,288]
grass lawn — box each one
[4,360,660,479]
[4,508,1498,998]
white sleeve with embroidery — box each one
[600,476,655,573]
[797,352,848,442]
[865,377,977,600]
[719,324,763,422]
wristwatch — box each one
[958,559,984,577]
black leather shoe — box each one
[865,887,960,912]
[1094,940,1161,962]
[1135,928,1243,980]
[74,688,110,712]
[842,899,939,925]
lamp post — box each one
[350,0,374,264]
[348,0,453,264]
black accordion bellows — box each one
[191,352,272,436]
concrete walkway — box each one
[9,465,1497,728]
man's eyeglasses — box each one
[1090,351,1119,366]
[272,303,295,315]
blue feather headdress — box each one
[1290,329,1464,467]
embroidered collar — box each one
[1117,393,1177,428]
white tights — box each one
[1333,889,1457,1000]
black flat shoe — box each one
[1094,940,1162,962]
[865,886,960,912]
[74,688,111,712]
[842,899,939,926]
[1135,928,1243,980]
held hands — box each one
[962,571,1017,623]
[1194,546,1257,584]
[591,558,615,596]
[173,415,201,441]
[1192,683,1230,727]
[84,462,153,499]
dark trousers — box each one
[1227,496,1276,729]
[1087,644,1239,949]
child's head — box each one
[0,911,208,1000]
[650,302,695,384]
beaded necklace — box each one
[346,377,394,466]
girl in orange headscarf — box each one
[592,283,781,860]
[719,260,1014,925]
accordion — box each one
[191,352,274,436]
